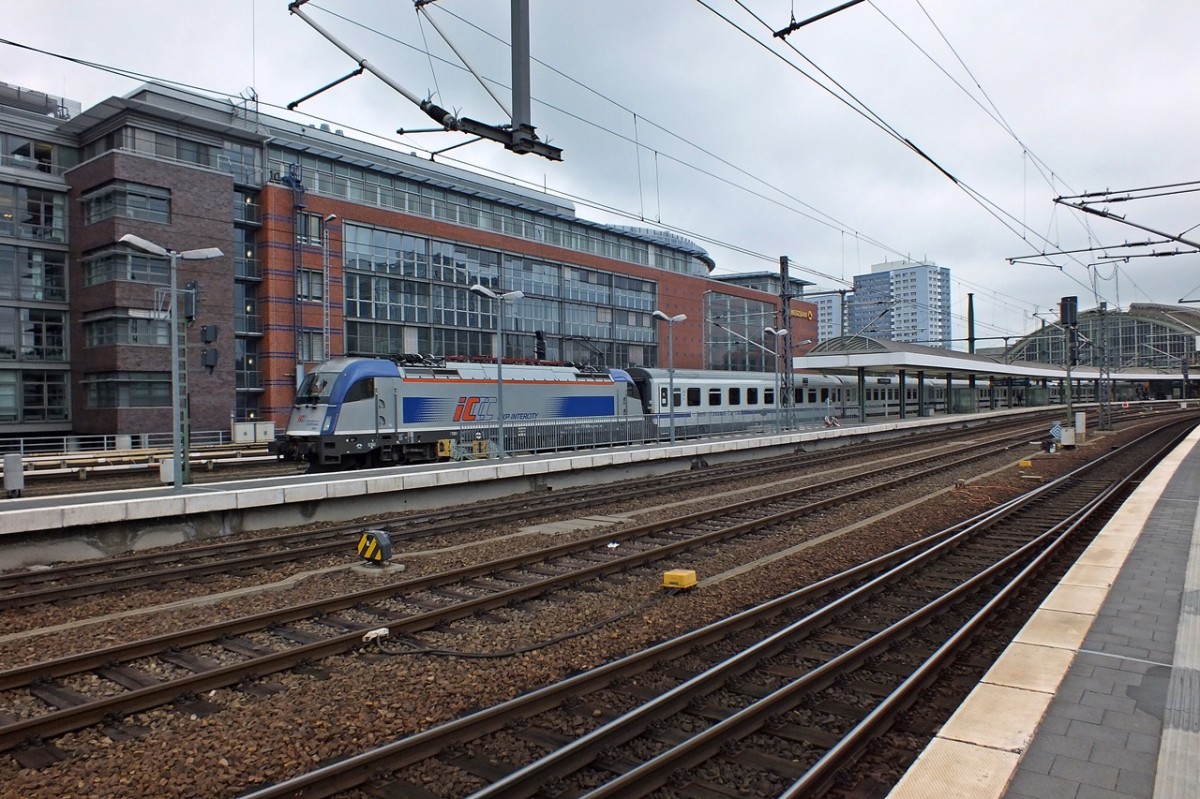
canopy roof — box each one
[796,336,1185,382]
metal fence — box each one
[451,409,846,459]
[0,429,233,455]
[454,416,648,457]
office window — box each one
[235,392,260,420]
[21,310,66,361]
[19,188,66,241]
[84,314,169,347]
[235,338,261,389]
[82,181,170,224]
[0,371,16,421]
[297,269,324,301]
[83,246,170,286]
[298,331,326,362]
[21,370,68,420]
[0,246,67,301]
[296,212,323,244]
[85,371,170,408]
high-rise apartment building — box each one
[812,292,847,342]
[846,260,951,347]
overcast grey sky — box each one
[6,0,1199,347]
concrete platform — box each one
[888,426,1200,799]
[0,410,1020,568]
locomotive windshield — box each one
[295,371,337,405]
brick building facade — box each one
[0,81,817,442]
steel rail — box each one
[0,428,1042,754]
[0,420,1040,609]
[778,424,1191,798]
[233,421,1187,799]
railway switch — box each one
[662,569,697,589]
[357,530,392,565]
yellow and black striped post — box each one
[357,530,392,564]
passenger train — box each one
[273,355,1122,469]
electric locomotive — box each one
[276,356,642,468]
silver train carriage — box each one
[276,357,641,468]
[626,368,889,431]
[622,368,1113,427]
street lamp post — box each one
[120,234,223,490]
[470,284,524,458]
[652,310,687,443]
[764,327,788,429]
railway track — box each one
[234,419,1193,799]
[0,421,1053,767]
[0,417,1053,612]
[1,407,1093,499]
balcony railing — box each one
[233,201,262,225]
[0,152,63,176]
[234,313,262,334]
[234,257,261,280]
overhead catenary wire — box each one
[702,1,1125,309]
[2,1,1148,332]
[298,0,1116,327]
[358,3,914,264]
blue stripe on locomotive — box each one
[402,396,455,423]
[549,395,615,417]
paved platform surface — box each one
[889,426,1200,799]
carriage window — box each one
[764,387,775,405]
[686,387,701,407]
[708,388,722,406]
[808,390,817,404]
[344,378,375,402]
[659,386,668,409]
[728,387,741,405]
[672,387,682,408]
[747,388,758,405]
[820,388,829,402]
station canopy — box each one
[793,336,1182,383]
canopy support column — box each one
[857,367,867,422]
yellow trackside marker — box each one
[357,530,392,563]
[662,569,697,589]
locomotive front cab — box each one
[282,359,402,468]
[295,369,338,408]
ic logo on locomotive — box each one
[453,396,495,421]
